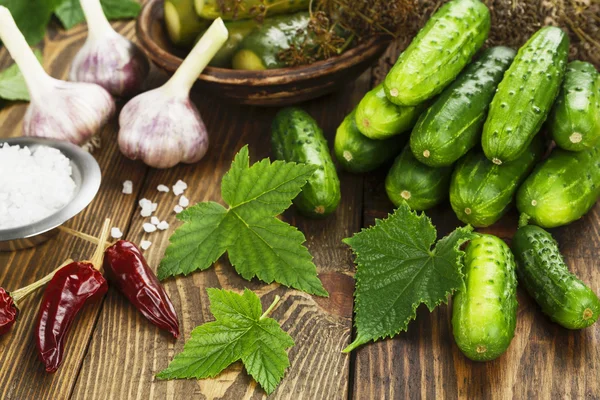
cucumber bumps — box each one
[452,234,517,361]
[271,107,340,218]
[548,61,600,151]
[512,225,600,329]
[410,46,516,167]
[482,26,569,165]
[517,146,600,228]
[384,0,490,106]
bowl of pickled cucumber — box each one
[136,0,389,106]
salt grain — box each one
[139,198,151,208]
[151,202,158,212]
[143,223,157,233]
[0,144,76,229]
[150,216,160,225]
[157,184,169,193]
[140,240,152,250]
[179,195,189,208]
[173,180,187,196]
[173,205,184,214]
[140,207,152,217]
[111,227,123,239]
[157,221,169,230]
[122,180,133,195]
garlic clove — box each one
[118,88,208,169]
[70,0,149,97]
[118,19,228,169]
[0,6,116,146]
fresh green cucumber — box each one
[232,12,309,70]
[410,46,516,167]
[383,0,490,106]
[334,109,406,173]
[548,61,600,151]
[450,137,543,227]
[482,26,569,165]
[385,146,453,210]
[194,0,309,20]
[164,0,209,47]
[197,19,258,67]
[271,107,340,218]
[452,233,517,361]
[354,83,424,140]
[516,146,600,228]
[512,225,600,329]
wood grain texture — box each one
[353,43,600,400]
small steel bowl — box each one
[0,137,101,251]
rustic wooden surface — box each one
[0,12,599,400]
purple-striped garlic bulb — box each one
[118,18,228,169]
[0,6,115,146]
[70,0,149,97]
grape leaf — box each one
[54,0,141,30]
[156,288,294,395]
[343,202,473,352]
[158,146,328,297]
[0,49,42,101]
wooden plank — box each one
[352,42,600,400]
[0,22,149,399]
[71,53,371,400]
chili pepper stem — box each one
[89,218,111,270]
[10,259,74,305]
[259,295,281,321]
[58,225,112,248]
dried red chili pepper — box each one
[35,219,111,373]
[103,240,179,338]
[0,259,73,337]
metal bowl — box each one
[0,137,101,251]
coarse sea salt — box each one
[150,216,160,225]
[179,195,189,208]
[0,144,76,229]
[143,223,157,233]
[122,180,133,195]
[140,240,152,250]
[157,220,169,230]
[173,180,187,196]
[111,227,123,239]
[157,184,169,193]
[173,205,183,214]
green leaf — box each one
[0,49,43,102]
[0,0,63,45]
[343,202,473,352]
[159,146,328,297]
[54,0,141,30]
[157,288,294,395]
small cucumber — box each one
[194,0,309,20]
[482,26,569,165]
[512,225,600,329]
[385,146,453,210]
[452,233,517,361]
[232,12,309,70]
[334,110,406,173]
[410,46,516,167]
[548,61,600,151]
[197,19,258,67]
[271,107,341,218]
[450,137,543,227]
[516,146,600,228]
[354,83,424,140]
[164,0,209,47]
[383,0,490,106]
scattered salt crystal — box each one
[151,202,158,212]
[0,144,76,229]
[150,216,160,225]
[157,221,169,230]
[122,180,133,195]
[139,198,151,208]
[111,227,123,239]
[140,240,152,250]
[157,184,169,193]
[143,223,157,233]
[173,205,184,214]
[173,180,187,196]
[179,195,189,208]
[140,207,152,217]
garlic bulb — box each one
[118,19,228,169]
[70,0,149,97]
[0,6,115,146]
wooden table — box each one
[1,15,599,400]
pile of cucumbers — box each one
[164,0,349,70]
[269,0,600,362]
